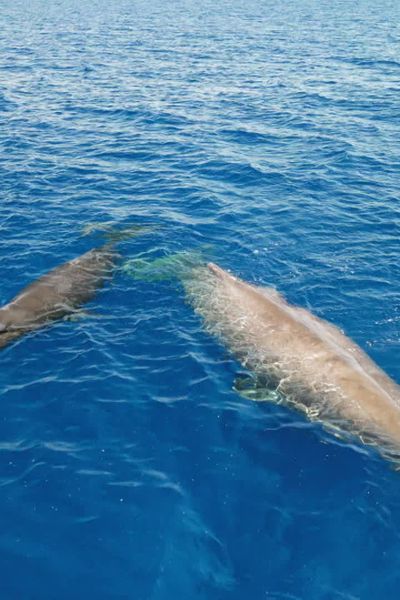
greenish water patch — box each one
[121,248,212,283]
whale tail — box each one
[82,221,157,245]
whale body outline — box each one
[184,261,400,457]
[0,245,117,349]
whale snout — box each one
[208,262,237,282]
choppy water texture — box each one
[1,0,400,598]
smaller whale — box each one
[0,245,117,349]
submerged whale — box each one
[184,262,400,456]
[0,245,117,349]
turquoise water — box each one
[1,0,400,597]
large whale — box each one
[184,262,400,457]
[0,245,117,349]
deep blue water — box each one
[1,0,400,597]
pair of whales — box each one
[1,245,400,462]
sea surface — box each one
[1,0,400,598]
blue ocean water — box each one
[1,0,400,597]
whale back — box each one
[0,245,117,337]
[185,262,400,453]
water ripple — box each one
[1,0,400,598]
